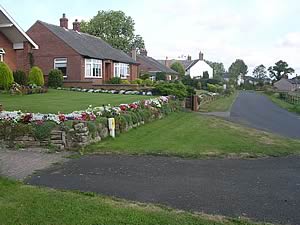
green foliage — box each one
[253,64,267,86]
[131,78,143,84]
[142,78,153,86]
[32,122,56,141]
[0,62,14,90]
[139,73,150,80]
[107,77,121,84]
[268,60,295,81]
[156,72,166,81]
[28,66,44,86]
[154,82,188,99]
[207,83,217,93]
[228,59,248,82]
[81,10,145,52]
[205,60,225,80]
[121,79,130,84]
[48,69,64,88]
[170,62,185,77]
[13,70,27,85]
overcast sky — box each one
[2,0,300,75]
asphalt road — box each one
[27,154,300,225]
[230,91,300,138]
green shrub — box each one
[121,79,130,84]
[32,122,55,141]
[0,62,14,90]
[156,72,166,81]
[142,79,153,86]
[140,73,150,80]
[13,70,27,85]
[28,66,44,86]
[154,82,188,99]
[170,62,185,77]
[107,77,121,84]
[48,69,64,88]
[131,78,143,85]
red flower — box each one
[81,112,87,121]
[58,114,66,122]
[120,105,127,111]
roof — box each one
[157,59,200,71]
[0,5,38,49]
[287,78,300,84]
[37,21,137,64]
[137,54,179,75]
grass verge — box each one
[0,177,271,225]
[0,89,150,113]
[199,92,238,112]
[86,112,300,158]
[264,92,300,115]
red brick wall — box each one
[27,21,82,80]
[0,32,16,71]
[130,64,138,81]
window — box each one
[54,58,67,77]
[114,63,130,79]
[0,48,5,62]
[85,59,102,78]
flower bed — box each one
[0,96,182,150]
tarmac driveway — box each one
[230,91,300,138]
[27,154,300,225]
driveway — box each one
[27,154,300,225]
[230,91,300,138]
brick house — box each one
[0,6,38,73]
[135,49,179,81]
[27,14,139,87]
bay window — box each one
[54,58,67,77]
[85,59,102,78]
[114,63,130,79]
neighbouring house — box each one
[136,49,179,81]
[27,14,139,87]
[274,78,300,92]
[244,76,258,85]
[0,5,38,73]
[222,72,230,82]
[158,51,213,79]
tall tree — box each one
[170,62,185,78]
[268,60,295,81]
[253,64,267,86]
[205,60,225,80]
[81,10,145,52]
[228,59,248,82]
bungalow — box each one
[135,49,179,81]
[274,78,300,92]
[158,51,213,79]
[27,14,139,87]
[0,5,38,73]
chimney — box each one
[60,13,68,29]
[187,55,191,61]
[165,56,170,67]
[72,19,80,32]
[131,49,137,61]
[199,51,204,60]
[140,48,147,56]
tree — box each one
[170,62,185,78]
[205,60,225,80]
[81,10,145,52]
[28,66,44,86]
[228,59,248,84]
[0,62,14,90]
[268,60,295,81]
[253,64,267,86]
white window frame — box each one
[114,63,130,79]
[54,58,67,78]
[85,59,102,78]
[0,48,5,62]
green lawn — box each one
[87,112,300,158]
[265,92,300,115]
[199,92,238,112]
[0,177,269,225]
[0,89,150,113]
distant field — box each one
[0,89,150,113]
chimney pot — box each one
[140,48,147,56]
[131,49,137,61]
[187,55,191,61]
[60,13,68,29]
[199,51,204,60]
[72,19,80,32]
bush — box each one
[0,62,14,90]
[121,79,130,84]
[154,82,188,99]
[207,83,217,93]
[156,72,166,81]
[170,62,185,77]
[48,69,64,88]
[131,78,143,85]
[140,73,150,80]
[13,70,27,85]
[107,77,121,84]
[28,66,44,86]
[142,79,153,86]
